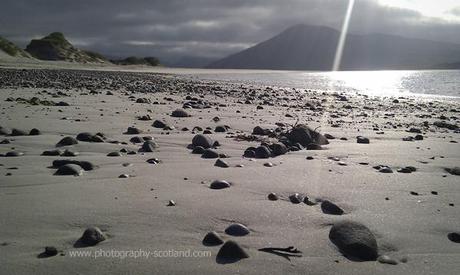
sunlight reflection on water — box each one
[186,69,460,98]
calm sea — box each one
[181,69,460,99]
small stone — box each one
[321,200,344,215]
[76,161,96,171]
[61,149,78,157]
[202,231,224,246]
[378,255,398,265]
[152,120,167,128]
[11,128,27,136]
[167,200,176,206]
[76,132,94,142]
[146,158,161,165]
[192,146,205,154]
[5,151,24,157]
[304,197,317,205]
[329,221,378,261]
[243,149,256,158]
[399,256,409,263]
[130,136,143,143]
[445,167,460,176]
[357,136,370,144]
[0,126,11,135]
[306,143,322,150]
[267,192,279,201]
[171,109,190,117]
[125,127,142,135]
[255,146,271,158]
[272,143,288,156]
[210,180,231,190]
[43,246,58,257]
[216,240,249,262]
[54,164,83,176]
[42,149,62,156]
[52,160,95,171]
[119,174,130,178]
[107,151,122,157]
[55,101,69,106]
[214,159,229,168]
[379,166,393,173]
[447,232,460,243]
[29,128,41,135]
[264,162,274,167]
[289,193,303,204]
[215,125,227,132]
[397,167,412,173]
[225,223,250,236]
[408,128,422,133]
[140,140,159,152]
[56,136,78,147]
[80,227,106,246]
[192,134,214,149]
[202,149,219,159]
[252,126,270,135]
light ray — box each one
[333,0,355,71]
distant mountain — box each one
[111,56,160,66]
[169,56,218,68]
[208,24,460,71]
[25,32,107,63]
[0,36,32,58]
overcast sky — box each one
[1,0,460,63]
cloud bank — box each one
[1,0,460,63]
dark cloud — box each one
[1,0,460,63]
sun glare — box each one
[378,0,460,21]
[333,0,355,71]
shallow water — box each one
[183,69,460,98]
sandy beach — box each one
[0,66,459,275]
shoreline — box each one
[1,60,459,99]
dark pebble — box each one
[225,223,250,236]
[54,164,83,176]
[447,232,460,243]
[321,200,344,215]
[329,221,378,261]
[214,159,229,168]
[80,227,106,246]
[202,149,219,159]
[267,192,278,201]
[357,136,370,144]
[202,231,224,246]
[216,240,249,262]
[56,136,78,147]
[210,180,231,189]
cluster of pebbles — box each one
[0,68,459,267]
